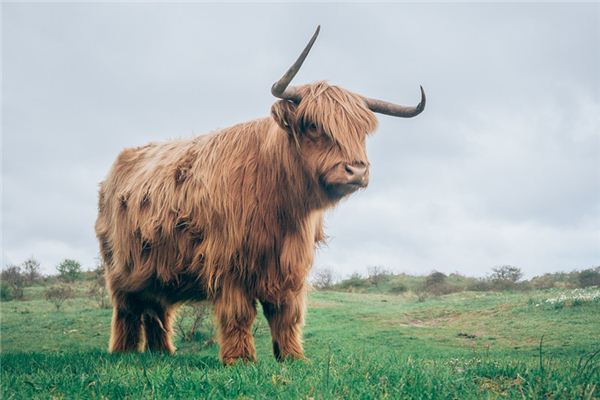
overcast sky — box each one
[2,3,599,278]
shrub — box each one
[467,279,492,291]
[22,257,42,285]
[416,292,428,302]
[45,285,74,311]
[428,283,457,296]
[424,271,458,295]
[367,266,391,291]
[530,271,579,290]
[530,274,559,289]
[578,268,600,288]
[0,281,14,301]
[389,282,408,294]
[446,273,477,292]
[312,267,335,290]
[489,265,522,290]
[490,265,523,282]
[88,264,110,309]
[56,259,82,282]
[337,273,370,290]
[1,265,25,300]
[425,271,447,287]
[513,281,532,291]
[175,302,214,346]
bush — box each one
[530,274,559,289]
[425,271,447,287]
[513,281,532,291]
[45,285,74,311]
[529,271,579,290]
[175,302,214,346]
[389,282,408,294]
[489,265,522,290]
[490,265,523,282]
[578,268,600,288]
[56,259,82,282]
[88,264,111,309]
[427,283,457,296]
[1,281,14,301]
[467,279,492,292]
[367,266,391,290]
[22,257,42,285]
[1,265,25,300]
[337,273,370,290]
[312,267,335,290]
[423,271,458,296]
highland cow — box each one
[95,26,425,364]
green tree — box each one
[490,265,523,290]
[491,265,522,282]
[56,259,82,282]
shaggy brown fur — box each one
[96,82,379,363]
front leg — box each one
[261,290,306,361]
[214,286,257,365]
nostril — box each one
[344,164,368,179]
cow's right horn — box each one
[271,25,320,103]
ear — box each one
[271,100,298,135]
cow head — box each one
[270,26,425,201]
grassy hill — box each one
[1,282,599,399]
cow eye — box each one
[305,122,319,138]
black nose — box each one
[344,163,369,185]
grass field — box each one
[1,284,599,399]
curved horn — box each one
[271,25,321,102]
[364,85,426,118]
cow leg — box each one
[143,303,176,354]
[109,293,144,353]
[261,291,306,362]
[214,287,257,365]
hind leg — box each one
[144,303,176,354]
[109,293,144,353]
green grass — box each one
[1,285,599,399]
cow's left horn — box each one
[271,25,320,103]
[364,85,426,118]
